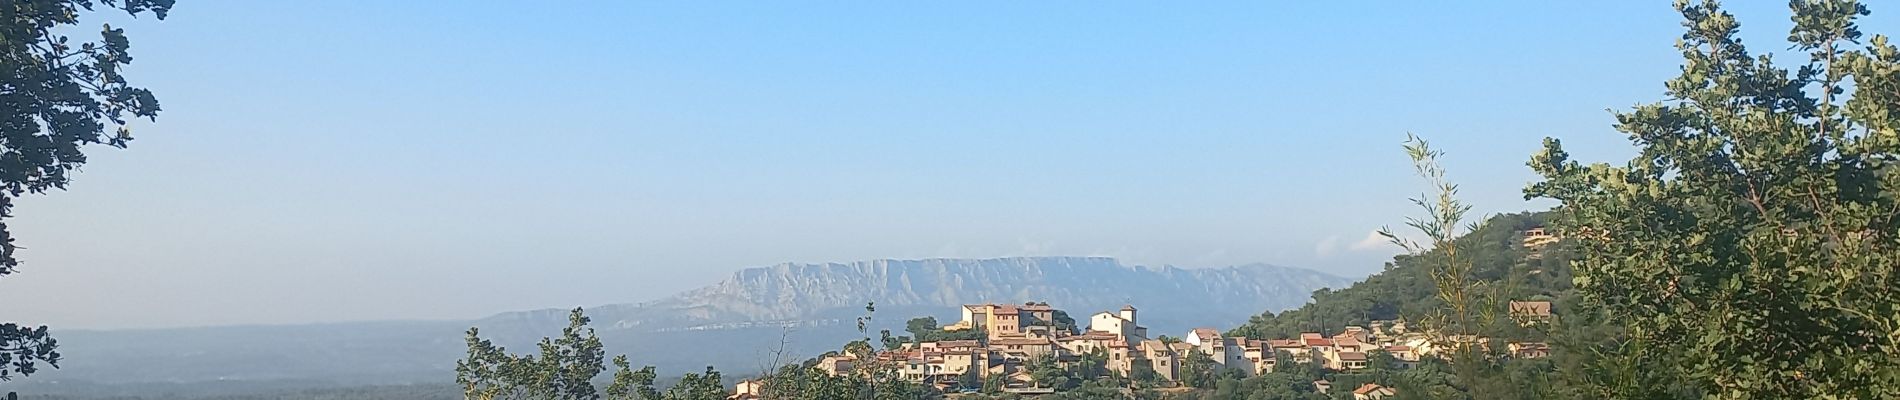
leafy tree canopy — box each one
[455,308,722,400]
[0,0,172,384]
[1530,0,1900,398]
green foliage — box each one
[758,363,858,400]
[903,316,938,338]
[1365,350,1398,372]
[1074,348,1112,381]
[1383,135,1504,342]
[955,380,1162,400]
[1381,136,1532,400]
[455,308,604,399]
[755,363,941,400]
[753,302,943,400]
[0,324,58,382]
[1227,212,1570,341]
[877,329,904,350]
[1220,160,1590,400]
[1527,0,1900,398]
[1045,380,1163,400]
[1162,347,1585,400]
[659,367,723,400]
[602,356,658,400]
[454,308,717,400]
[541,310,608,399]
[0,0,172,385]
[1164,352,1332,400]
[1129,364,1160,388]
[25,383,467,400]
[957,369,980,390]
[981,371,1003,394]
[1051,310,1078,334]
[1028,355,1077,390]
[0,0,171,272]
[901,316,982,343]
[1180,349,1221,389]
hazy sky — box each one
[6,2,1888,329]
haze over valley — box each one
[22,257,1344,391]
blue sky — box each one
[7,1,1889,328]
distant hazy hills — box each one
[485,257,1346,336]
[24,257,1347,392]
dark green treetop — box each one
[1528,0,1900,397]
[0,0,173,383]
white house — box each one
[1088,305,1148,341]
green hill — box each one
[1227,212,1577,341]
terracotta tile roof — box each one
[1191,328,1221,341]
[1304,338,1334,347]
[1338,351,1367,361]
[937,340,981,348]
[1058,332,1119,341]
[1268,339,1303,348]
[991,338,1051,346]
[1353,383,1385,395]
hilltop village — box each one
[729,229,1567,399]
[726,298,1554,399]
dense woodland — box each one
[1188,212,1592,400]
[1226,213,1574,342]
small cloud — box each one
[1315,235,1342,257]
[1349,230,1397,251]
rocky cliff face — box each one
[487,256,1349,335]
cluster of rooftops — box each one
[779,300,1553,396]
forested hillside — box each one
[1226,212,1576,341]
[1105,211,1615,400]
